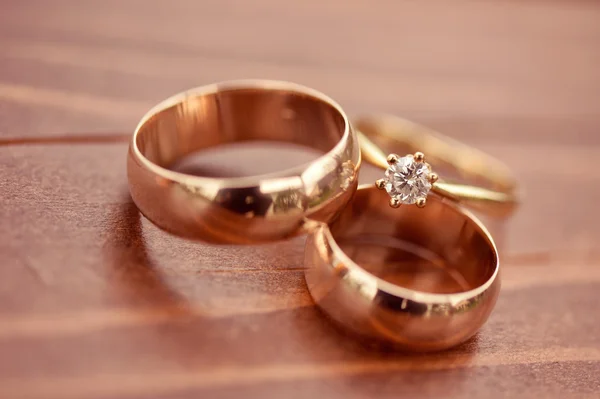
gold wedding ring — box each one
[356,115,519,218]
[305,185,500,351]
[127,80,360,244]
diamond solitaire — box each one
[375,152,438,208]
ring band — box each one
[304,185,500,351]
[356,115,518,218]
[127,80,360,243]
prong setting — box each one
[379,151,434,209]
[386,153,400,165]
[414,152,425,162]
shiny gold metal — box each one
[415,197,427,208]
[413,151,425,162]
[304,185,500,351]
[375,179,386,190]
[128,80,360,244]
[356,115,519,218]
[389,197,401,208]
[428,173,439,184]
[386,153,399,165]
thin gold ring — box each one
[356,114,518,218]
[127,80,360,244]
[305,185,500,351]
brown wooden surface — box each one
[1,1,600,398]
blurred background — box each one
[3,1,599,131]
[1,1,599,398]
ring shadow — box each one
[102,193,195,317]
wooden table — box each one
[1,1,599,398]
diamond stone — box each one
[383,155,432,204]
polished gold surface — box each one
[304,185,500,352]
[356,114,519,217]
[128,80,360,243]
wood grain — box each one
[1,1,599,398]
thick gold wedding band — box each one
[127,80,360,244]
[357,115,518,218]
[305,185,500,351]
